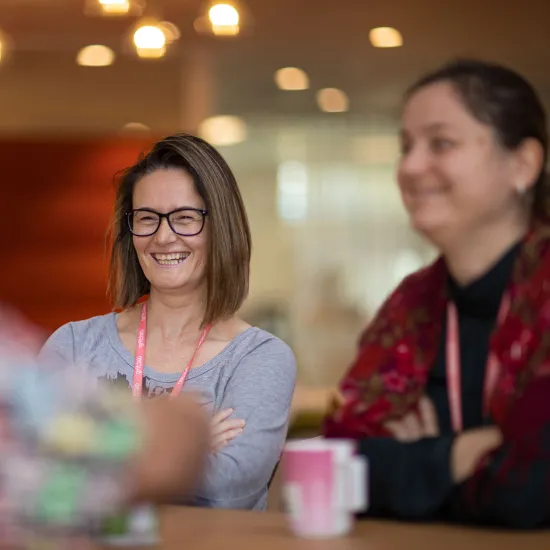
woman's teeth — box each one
[153,253,189,265]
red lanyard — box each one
[132,302,211,399]
[445,294,510,432]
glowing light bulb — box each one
[198,115,247,146]
[274,67,309,91]
[133,25,166,58]
[369,27,403,48]
[76,45,115,67]
[208,4,240,36]
[98,0,130,15]
[316,88,349,113]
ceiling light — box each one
[98,0,130,15]
[209,3,240,36]
[274,67,309,91]
[0,30,13,65]
[85,0,145,16]
[76,45,115,67]
[133,25,166,58]
[198,115,247,146]
[316,88,349,113]
[369,27,403,48]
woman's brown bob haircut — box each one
[108,133,252,327]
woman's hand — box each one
[383,396,503,482]
[451,426,502,483]
[211,408,245,453]
[384,396,439,442]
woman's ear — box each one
[513,138,545,194]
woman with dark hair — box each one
[324,59,550,528]
[40,134,296,511]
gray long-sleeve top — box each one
[39,312,297,510]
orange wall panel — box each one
[1,137,154,333]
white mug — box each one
[281,438,368,538]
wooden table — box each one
[124,507,550,550]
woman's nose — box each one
[399,146,430,177]
[154,217,177,244]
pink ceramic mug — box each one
[281,438,368,538]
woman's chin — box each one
[148,274,205,296]
[409,213,451,242]
[148,278,192,294]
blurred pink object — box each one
[0,304,45,356]
[281,439,367,538]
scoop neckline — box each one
[106,312,256,383]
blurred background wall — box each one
[2,0,549,386]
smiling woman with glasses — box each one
[39,133,297,512]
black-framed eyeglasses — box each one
[126,207,208,237]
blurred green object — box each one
[34,465,87,526]
[99,505,159,546]
[101,512,130,536]
[96,419,140,459]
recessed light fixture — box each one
[274,67,309,91]
[198,115,247,146]
[133,25,167,58]
[0,30,13,64]
[84,0,145,17]
[316,88,349,113]
[209,3,240,36]
[76,45,115,67]
[369,27,403,48]
[98,0,130,15]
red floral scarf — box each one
[324,222,550,438]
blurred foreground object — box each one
[0,349,143,546]
[0,304,45,357]
[0,305,209,547]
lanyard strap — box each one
[446,294,510,432]
[132,302,211,399]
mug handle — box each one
[348,455,368,512]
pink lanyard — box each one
[132,302,211,399]
[445,294,510,432]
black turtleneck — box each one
[426,241,520,433]
[357,241,548,527]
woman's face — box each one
[397,81,524,245]
[132,168,208,295]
